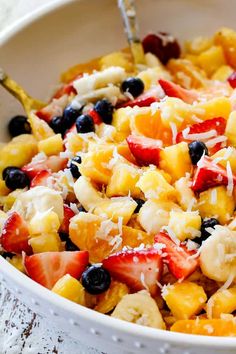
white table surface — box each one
[0,1,104,353]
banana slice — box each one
[200,225,236,282]
[74,86,123,105]
[12,186,64,221]
[73,176,103,211]
[73,66,126,95]
[111,291,166,329]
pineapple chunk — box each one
[168,211,201,241]
[185,36,213,55]
[211,65,234,81]
[159,142,192,182]
[0,179,10,196]
[1,189,26,212]
[163,281,207,320]
[74,176,103,211]
[0,134,38,173]
[106,162,142,198]
[29,232,62,253]
[29,112,54,141]
[112,107,132,141]
[137,67,171,90]
[137,199,181,234]
[29,211,60,235]
[52,274,85,305]
[79,148,113,184]
[212,147,236,173]
[93,197,137,224]
[225,111,236,147]
[197,46,226,77]
[198,186,235,224]
[214,27,236,69]
[66,132,86,155]
[197,97,231,121]
[99,51,133,72]
[38,134,63,156]
[207,287,236,318]
[174,175,197,211]
[8,255,25,273]
[136,168,176,200]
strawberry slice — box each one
[88,109,103,125]
[53,83,76,99]
[24,251,89,289]
[154,232,199,280]
[22,155,67,179]
[176,117,227,154]
[102,248,163,295]
[31,170,52,188]
[126,135,162,166]
[36,96,67,123]
[159,79,198,104]
[119,95,158,108]
[0,212,31,254]
[191,156,236,193]
[59,204,75,234]
[227,71,236,89]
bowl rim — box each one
[1,0,236,347]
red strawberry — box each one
[191,156,236,193]
[126,135,162,166]
[31,170,52,188]
[60,204,75,234]
[88,109,102,125]
[228,71,236,89]
[154,232,199,280]
[0,212,31,254]
[64,124,77,141]
[36,96,67,123]
[102,248,163,295]
[119,95,158,108]
[176,117,227,154]
[159,79,198,104]
[22,155,67,179]
[24,251,89,289]
[53,83,76,99]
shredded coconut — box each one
[205,135,227,148]
[210,189,217,204]
[69,203,80,214]
[170,122,178,144]
[226,161,234,196]
[140,272,149,291]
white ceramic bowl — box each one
[1,1,236,353]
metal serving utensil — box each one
[118,0,146,66]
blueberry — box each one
[200,218,220,242]
[63,105,82,129]
[121,77,144,98]
[69,156,82,179]
[2,166,17,180]
[1,252,14,259]
[134,198,145,213]
[49,116,66,134]
[78,205,86,212]
[8,115,31,137]
[81,265,111,295]
[188,141,208,165]
[94,99,114,124]
[59,232,69,242]
[4,167,30,190]
[76,114,95,133]
[65,239,80,251]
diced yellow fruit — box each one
[171,318,236,336]
[29,232,61,253]
[159,97,190,129]
[106,163,142,198]
[211,65,234,81]
[29,112,55,140]
[145,53,163,68]
[197,46,226,77]
[79,148,113,185]
[137,67,171,90]
[197,97,231,121]
[167,59,207,88]
[0,210,7,233]
[137,199,181,234]
[185,36,213,55]
[198,186,235,224]
[112,107,132,140]
[214,27,236,69]
[136,168,176,200]
[1,189,26,212]
[8,255,25,273]
[163,282,207,320]
[29,211,60,235]
[0,179,10,196]
[99,51,133,72]
[183,54,199,66]
[0,134,38,173]
[95,281,129,314]
[38,134,63,156]
[52,274,85,305]
[93,197,137,224]
[159,142,192,182]
[226,111,236,147]
[96,123,117,142]
[168,211,201,241]
[174,176,197,211]
[74,176,103,211]
[207,287,236,318]
[66,132,86,155]
[212,147,236,173]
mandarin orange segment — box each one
[94,281,129,313]
[171,318,236,336]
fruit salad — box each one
[2,27,236,337]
